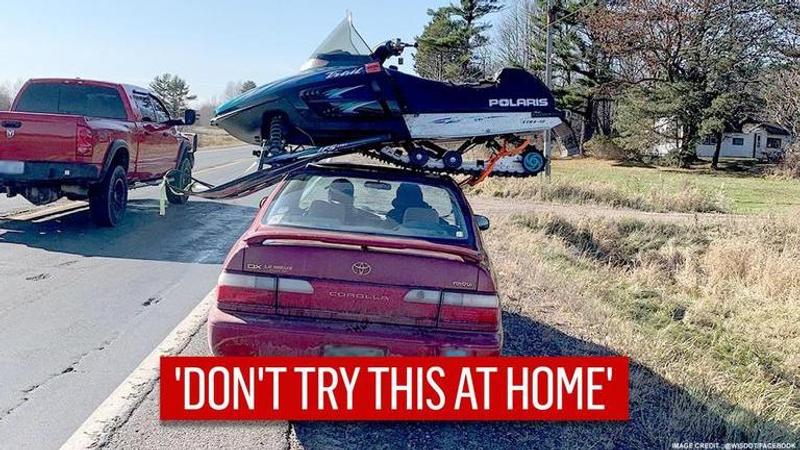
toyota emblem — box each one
[351,262,372,276]
[5,129,14,139]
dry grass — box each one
[485,211,800,443]
[470,177,731,213]
[187,126,243,149]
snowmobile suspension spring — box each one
[268,116,284,153]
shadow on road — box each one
[291,312,798,449]
[0,199,256,264]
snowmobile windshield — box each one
[301,17,372,70]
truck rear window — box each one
[15,83,127,120]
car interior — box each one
[264,174,469,241]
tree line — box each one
[414,0,800,168]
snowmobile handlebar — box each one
[372,39,418,64]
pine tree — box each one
[414,9,462,80]
[150,73,192,117]
[240,80,257,94]
[415,1,501,81]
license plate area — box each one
[323,345,386,357]
[0,161,24,175]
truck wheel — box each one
[89,164,128,227]
[166,153,192,205]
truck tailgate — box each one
[0,112,80,161]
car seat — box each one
[402,207,439,229]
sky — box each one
[0,0,459,104]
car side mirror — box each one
[164,109,197,127]
[475,214,490,231]
[183,109,197,126]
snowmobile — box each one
[168,16,577,200]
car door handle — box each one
[1,120,22,129]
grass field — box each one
[485,212,800,443]
[471,158,800,215]
[188,126,242,149]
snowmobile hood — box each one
[214,72,306,119]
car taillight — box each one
[75,125,95,157]
[216,272,315,313]
[216,272,276,313]
[404,289,500,331]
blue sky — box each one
[0,0,460,103]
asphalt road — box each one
[0,146,262,450]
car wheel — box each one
[166,152,192,205]
[89,164,128,227]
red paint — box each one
[209,169,503,357]
[0,78,187,182]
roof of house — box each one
[741,121,792,136]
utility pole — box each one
[543,0,555,180]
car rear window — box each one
[263,173,471,243]
[15,83,127,120]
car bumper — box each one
[208,304,503,357]
[0,160,100,186]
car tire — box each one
[89,164,128,227]
[166,151,192,205]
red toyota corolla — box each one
[208,163,502,356]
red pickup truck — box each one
[0,78,197,226]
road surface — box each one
[0,146,261,449]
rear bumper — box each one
[0,160,100,187]
[208,304,503,357]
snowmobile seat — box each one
[493,67,537,86]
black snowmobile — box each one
[169,17,576,200]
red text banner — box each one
[160,356,629,421]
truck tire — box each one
[166,152,192,205]
[89,164,128,227]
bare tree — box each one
[495,0,540,70]
[0,86,11,111]
[223,81,244,100]
[762,67,800,137]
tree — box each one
[150,73,192,117]
[761,67,800,138]
[589,0,795,166]
[0,86,11,111]
[415,1,501,81]
[494,0,613,149]
[414,9,463,80]
[240,80,257,94]
[443,0,503,80]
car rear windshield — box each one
[263,173,471,243]
[15,83,127,120]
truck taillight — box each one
[75,126,95,157]
[404,290,500,331]
[216,271,314,313]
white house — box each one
[654,121,793,160]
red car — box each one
[209,163,502,356]
[0,78,196,226]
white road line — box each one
[60,290,215,450]
[194,157,252,175]
[196,145,254,154]
[1,202,87,222]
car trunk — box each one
[239,227,483,328]
[0,112,82,161]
